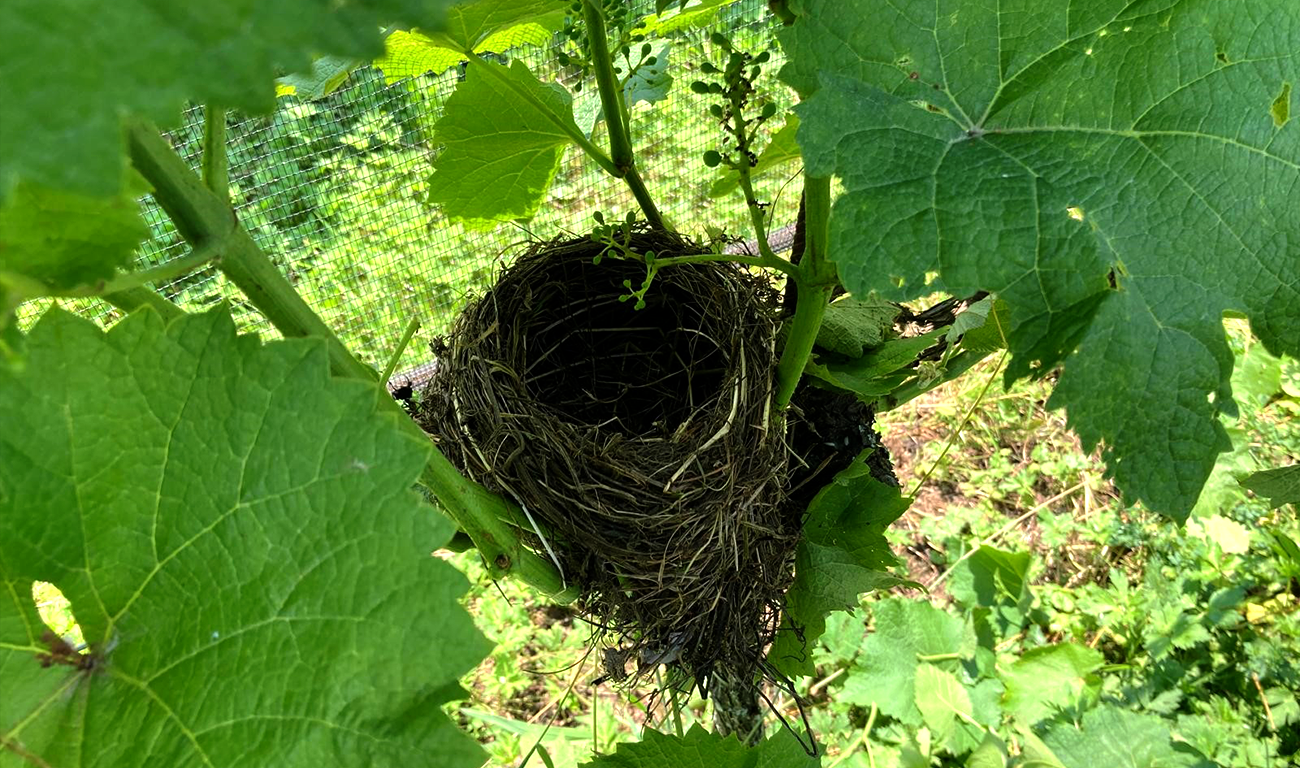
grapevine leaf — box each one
[436,0,567,52]
[427,60,579,227]
[374,0,566,80]
[276,56,363,101]
[710,115,802,198]
[948,547,1032,611]
[1239,465,1300,508]
[779,0,1300,520]
[999,644,1104,726]
[1042,705,1207,768]
[841,598,975,725]
[0,177,149,296]
[768,457,911,678]
[578,724,816,768]
[638,0,745,36]
[375,30,467,79]
[805,329,943,397]
[0,0,453,202]
[957,298,1011,353]
[913,665,975,750]
[0,307,490,767]
[813,294,900,358]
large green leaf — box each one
[0,307,489,767]
[779,0,1300,520]
[840,598,975,726]
[1042,705,1205,768]
[998,644,1104,725]
[374,0,567,80]
[0,178,148,295]
[768,457,912,678]
[579,724,817,768]
[0,0,451,202]
[427,59,579,227]
[913,665,976,750]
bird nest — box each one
[417,230,797,690]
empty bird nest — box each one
[416,228,797,692]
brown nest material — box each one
[417,229,796,690]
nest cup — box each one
[419,230,796,688]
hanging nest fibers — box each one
[417,229,797,692]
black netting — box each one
[91,0,792,377]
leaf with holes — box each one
[780,0,1300,520]
[0,307,490,767]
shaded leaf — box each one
[769,456,912,677]
[1240,465,1300,508]
[814,295,900,358]
[276,56,363,100]
[0,307,489,767]
[779,0,1300,520]
[0,0,453,201]
[0,177,148,296]
[805,330,943,397]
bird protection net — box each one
[75,0,797,381]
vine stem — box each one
[773,175,835,410]
[201,105,229,202]
[124,119,574,602]
[463,50,620,178]
[579,0,665,229]
[645,251,798,278]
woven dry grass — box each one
[417,229,798,689]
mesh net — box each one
[80,1,794,379]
